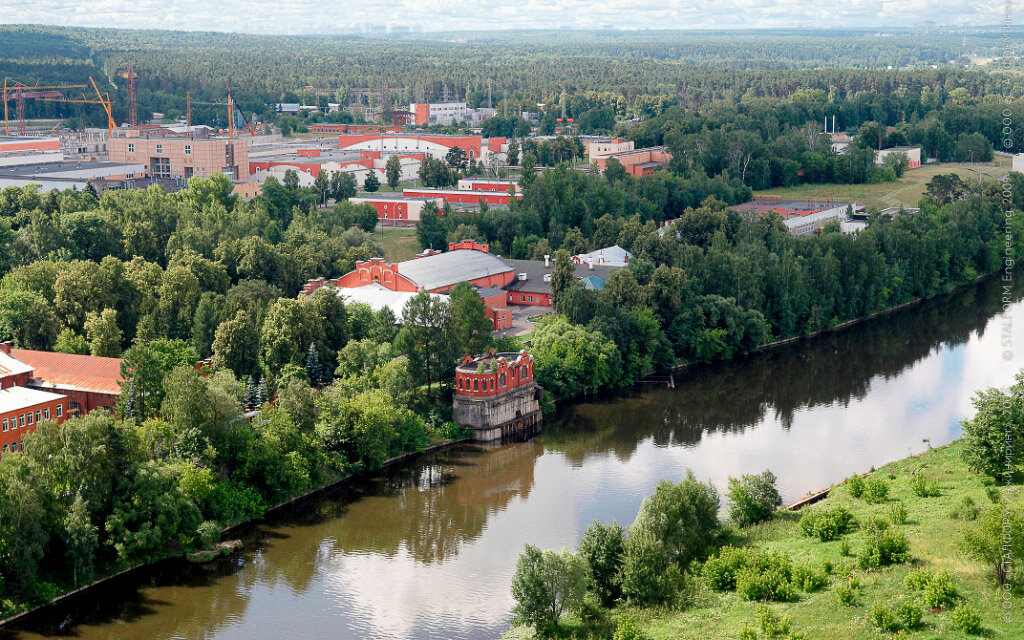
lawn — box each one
[637,442,1023,640]
[375,227,422,262]
[753,162,1010,212]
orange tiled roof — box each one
[11,349,122,395]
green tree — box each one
[449,282,492,356]
[85,308,123,357]
[0,288,59,349]
[54,328,90,355]
[579,521,625,607]
[333,171,357,201]
[960,505,1024,589]
[549,250,576,307]
[363,172,380,193]
[394,292,456,396]
[445,146,468,170]
[727,470,783,527]
[618,528,681,606]
[415,202,447,250]
[631,471,721,567]
[960,372,1024,481]
[510,545,589,635]
[604,157,627,184]
[507,139,520,166]
[212,310,260,379]
[385,155,402,189]
[64,491,98,586]
[313,169,329,206]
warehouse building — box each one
[109,127,249,183]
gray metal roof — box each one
[503,259,619,295]
[398,249,513,291]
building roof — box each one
[782,205,848,230]
[11,349,123,395]
[335,283,445,319]
[573,245,632,267]
[398,249,513,291]
[0,386,65,414]
[503,259,619,295]
[0,351,34,378]
[581,275,607,291]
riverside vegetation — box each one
[503,374,1024,639]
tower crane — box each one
[2,80,88,135]
[117,63,138,127]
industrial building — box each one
[409,102,496,126]
[109,126,249,184]
[456,177,521,193]
[249,148,421,187]
[572,245,632,267]
[452,349,542,442]
[337,133,508,163]
[0,345,71,457]
[11,348,122,415]
[875,146,922,169]
[402,187,521,207]
[589,146,673,176]
[732,197,854,236]
[348,194,443,223]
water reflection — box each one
[6,278,1023,640]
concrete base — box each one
[454,381,543,443]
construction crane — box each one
[186,89,254,136]
[37,91,116,136]
[2,80,88,135]
[88,77,118,136]
[117,63,138,127]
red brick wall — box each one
[0,373,31,389]
[333,259,419,291]
[0,396,68,455]
[508,291,553,307]
[455,354,534,398]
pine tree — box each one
[122,382,138,422]
[256,377,268,405]
[305,343,323,386]
[244,375,257,410]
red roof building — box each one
[11,348,122,414]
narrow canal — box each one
[5,277,1022,640]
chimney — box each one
[588,258,594,270]
[544,254,550,267]
[0,341,10,354]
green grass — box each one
[375,227,422,262]
[754,162,1010,211]
[504,441,1023,640]
[639,442,1023,640]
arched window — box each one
[473,379,479,392]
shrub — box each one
[703,546,750,591]
[727,470,783,527]
[985,486,1001,504]
[613,615,651,640]
[862,477,890,503]
[859,528,910,569]
[799,505,858,541]
[792,563,827,592]
[834,577,860,606]
[579,521,625,607]
[950,603,982,634]
[888,501,908,525]
[846,474,865,498]
[904,569,932,591]
[909,472,940,497]
[895,602,923,630]
[737,628,757,640]
[737,566,798,602]
[870,603,901,632]
[197,520,221,547]
[839,539,852,556]
[949,496,981,521]
[510,546,589,632]
[756,605,791,638]
[959,505,1024,588]
[618,528,683,606]
[922,570,959,610]
[630,472,721,567]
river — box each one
[5,277,1023,640]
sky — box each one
[0,0,1009,34]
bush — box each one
[834,577,860,606]
[727,470,783,527]
[613,615,651,640]
[619,528,683,606]
[839,539,852,556]
[736,565,798,602]
[985,486,1001,504]
[888,501,908,525]
[909,472,940,497]
[859,528,910,569]
[959,505,1024,588]
[799,505,858,541]
[703,546,750,591]
[846,474,865,498]
[737,628,757,640]
[950,496,981,521]
[895,602,923,630]
[870,603,901,632]
[510,546,590,632]
[904,569,932,591]
[792,563,827,592]
[950,603,982,634]
[862,477,889,503]
[197,520,221,547]
[756,605,791,638]
[630,472,721,567]
[922,570,959,610]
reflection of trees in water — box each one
[545,278,1020,465]
[11,443,544,640]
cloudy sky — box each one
[0,0,1008,33]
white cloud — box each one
[0,0,1005,32]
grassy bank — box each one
[505,441,1024,639]
[753,162,1009,211]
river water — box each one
[5,278,1023,640]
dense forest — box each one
[3,25,1024,147]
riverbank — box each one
[0,435,470,629]
[504,440,1024,640]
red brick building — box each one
[402,187,522,207]
[11,348,122,414]
[0,346,69,456]
[590,146,672,176]
[452,349,542,442]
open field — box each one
[375,227,421,262]
[754,162,1010,211]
